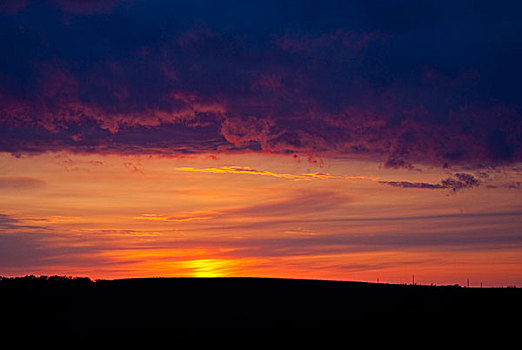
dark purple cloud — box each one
[379,173,481,192]
[379,181,445,190]
[0,213,20,229]
[0,213,45,230]
[441,173,481,192]
[0,0,521,167]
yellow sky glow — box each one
[1,152,521,286]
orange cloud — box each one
[135,212,215,222]
[0,176,45,189]
[13,215,82,224]
[345,175,380,181]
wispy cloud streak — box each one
[177,166,336,180]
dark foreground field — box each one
[1,276,520,348]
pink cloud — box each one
[278,29,387,53]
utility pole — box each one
[412,274,415,285]
[467,279,470,288]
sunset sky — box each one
[1,0,521,286]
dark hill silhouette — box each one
[1,275,520,348]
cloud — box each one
[137,190,351,225]
[0,213,45,230]
[233,229,522,258]
[135,212,215,222]
[278,29,386,53]
[229,190,350,218]
[507,181,522,189]
[378,181,444,189]
[0,230,112,268]
[441,173,481,192]
[0,1,521,168]
[123,161,144,174]
[117,210,522,260]
[0,213,20,229]
[176,166,340,180]
[380,173,480,192]
[0,177,45,189]
[220,117,272,149]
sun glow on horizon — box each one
[0,152,521,286]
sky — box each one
[1,0,521,286]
